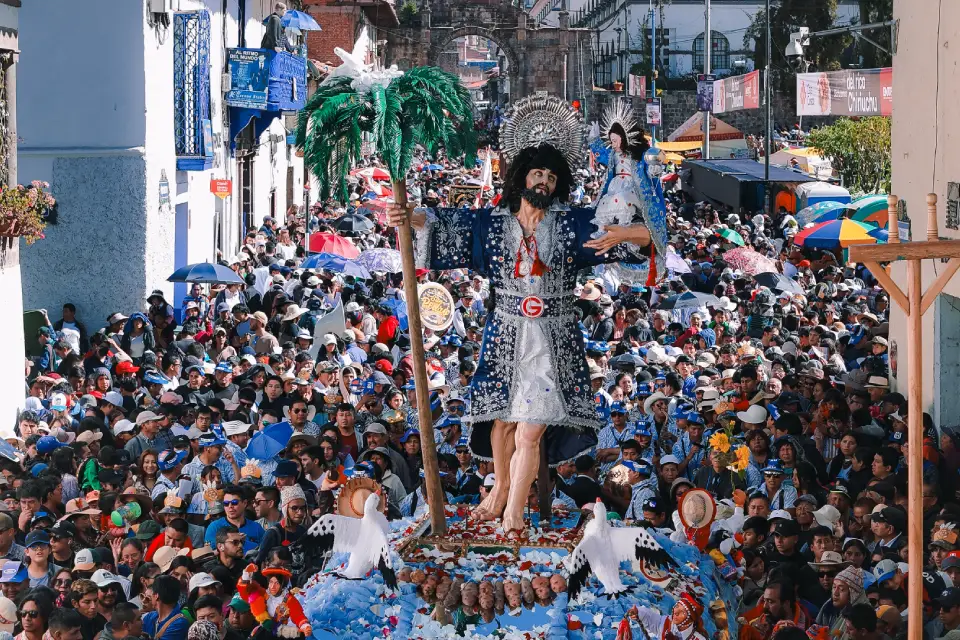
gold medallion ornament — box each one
[418,282,455,331]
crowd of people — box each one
[6,140,944,640]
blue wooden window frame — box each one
[174,11,213,171]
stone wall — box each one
[657,91,839,136]
[384,6,594,103]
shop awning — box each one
[656,141,702,152]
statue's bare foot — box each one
[472,490,507,521]
[502,514,527,539]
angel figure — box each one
[590,101,670,285]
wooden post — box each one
[906,257,923,640]
[393,178,447,536]
[887,195,899,245]
[928,193,940,241]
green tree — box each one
[855,0,894,69]
[399,0,419,26]
[806,117,891,194]
[744,0,847,94]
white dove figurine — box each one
[565,500,677,599]
[303,492,397,589]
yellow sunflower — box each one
[709,431,731,454]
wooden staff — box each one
[392,178,447,535]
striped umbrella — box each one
[795,201,847,227]
[793,219,883,249]
[847,195,891,226]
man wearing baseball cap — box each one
[596,403,631,476]
[931,587,960,638]
[150,450,189,500]
[621,460,657,521]
[0,514,22,563]
[124,411,172,460]
[871,506,906,551]
[0,561,28,604]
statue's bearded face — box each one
[522,168,557,210]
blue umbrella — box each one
[658,291,722,310]
[300,253,371,279]
[167,262,243,285]
[300,252,349,270]
[422,164,443,171]
[342,262,372,279]
[245,421,294,460]
[382,298,409,331]
[795,201,847,227]
[261,10,322,31]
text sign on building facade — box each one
[210,179,232,200]
[225,48,272,109]
[796,68,893,117]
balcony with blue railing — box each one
[225,48,307,152]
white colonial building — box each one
[532,0,861,83]
[17,0,305,328]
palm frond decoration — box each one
[296,66,476,201]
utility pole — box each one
[764,0,772,213]
[649,0,657,140]
[703,0,711,159]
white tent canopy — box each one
[668,112,747,157]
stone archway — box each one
[427,25,523,101]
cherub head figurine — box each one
[532,576,552,605]
[550,573,567,594]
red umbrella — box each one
[306,233,360,258]
[350,167,391,181]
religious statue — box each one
[386,94,669,536]
[591,100,670,285]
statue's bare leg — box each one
[502,422,547,534]
[472,419,516,521]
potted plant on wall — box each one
[0,181,56,260]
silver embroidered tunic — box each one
[414,203,649,464]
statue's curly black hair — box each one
[500,143,574,212]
